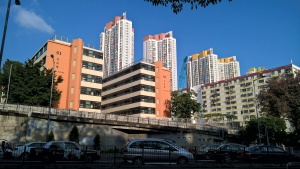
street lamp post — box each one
[5,64,12,104]
[253,75,265,145]
[0,0,21,68]
[253,78,261,144]
[45,54,55,142]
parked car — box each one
[244,145,300,163]
[206,143,246,163]
[12,142,46,160]
[0,139,13,159]
[193,144,219,160]
[33,141,100,162]
[122,138,194,165]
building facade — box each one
[101,61,171,118]
[143,31,178,91]
[31,35,103,113]
[218,56,240,80]
[186,48,240,88]
[100,13,134,77]
[198,64,300,129]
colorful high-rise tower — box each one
[143,31,178,91]
[100,13,134,77]
[186,48,240,88]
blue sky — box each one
[0,0,299,83]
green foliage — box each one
[171,91,201,118]
[48,131,55,141]
[257,72,300,136]
[0,60,63,106]
[93,133,101,150]
[69,125,79,143]
[238,116,287,146]
[144,0,233,14]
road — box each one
[0,159,293,169]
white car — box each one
[12,142,46,160]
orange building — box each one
[101,61,171,118]
[31,35,103,113]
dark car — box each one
[193,144,219,160]
[33,141,100,162]
[244,145,300,163]
[206,143,246,163]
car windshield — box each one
[163,140,181,149]
[73,142,80,148]
[219,144,229,150]
[246,146,259,151]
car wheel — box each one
[86,156,93,163]
[205,153,210,160]
[224,155,231,163]
[20,152,30,161]
[133,157,143,165]
[177,157,188,165]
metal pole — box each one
[0,0,12,69]
[46,55,55,141]
[0,0,20,69]
[266,123,270,145]
[253,79,261,144]
[5,64,12,104]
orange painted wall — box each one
[67,39,84,110]
[155,61,171,118]
[44,39,84,110]
[45,40,72,109]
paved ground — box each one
[0,162,293,169]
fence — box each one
[2,143,300,165]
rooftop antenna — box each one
[122,12,126,19]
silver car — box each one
[12,142,46,160]
[122,138,194,165]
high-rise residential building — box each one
[186,48,219,88]
[186,48,240,88]
[247,67,266,74]
[100,13,134,77]
[101,61,171,118]
[30,35,103,113]
[143,31,178,91]
[218,56,240,80]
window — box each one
[73,46,77,53]
[72,73,75,80]
[71,87,74,94]
[70,101,73,108]
[80,100,101,109]
[73,60,76,66]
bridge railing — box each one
[0,103,225,133]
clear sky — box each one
[0,0,299,85]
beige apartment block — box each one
[198,64,299,129]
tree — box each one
[238,116,287,146]
[48,131,55,141]
[0,60,63,106]
[144,0,233,14]
[93,133,101,150]
[171,91,201,118]
[257,72,300,136]
[69,125,79,143]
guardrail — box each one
[0,103,225,133]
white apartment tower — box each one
[186,48,240,88]
[100,13,134,77]
[218,56,240,80]
[143,31,178,91]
